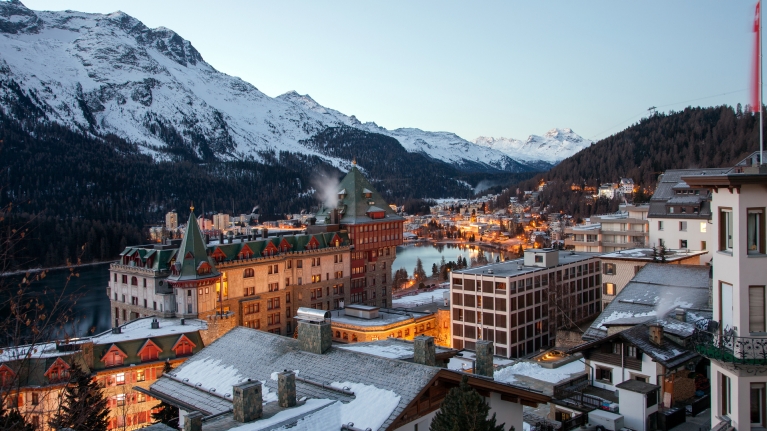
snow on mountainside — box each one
[474,128,593,165]
[0,1,532,172]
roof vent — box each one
[111,327,122,334]
[151,319,160,329]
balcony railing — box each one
[692,321,767,366]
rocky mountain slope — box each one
[0,0,565,172]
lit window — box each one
[700,222,707,233]
[115,373,125,385]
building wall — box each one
[709,183,767,430]
[331,315,438,344]
[649,217,713,263]
[450,256,601,358]
[587,350,658,393]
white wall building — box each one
[682,153,767,430]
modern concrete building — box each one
[565,204,649,253]
[450,249,601,358]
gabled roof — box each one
[167,209,220,282]
[583,264,711,341]
[315,165,404,225]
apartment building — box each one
[450,249,601,358]
[682,153,767,430]
[565,204,649,253]
[647,168,729,264]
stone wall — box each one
[554,329,585,349]
[200,311,238,346]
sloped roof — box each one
[149,327,438,429]
[168,210,220,282]
[316,166,404,225]
[648,168,727,218]
[583,264,711,341]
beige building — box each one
[212,213,230,231]
[165,211,178,230]
[565,204,649,253]
[599,248,706,308]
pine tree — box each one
[431,263,439,278]
[0,405,34,431]
[430,375,507,431]
[152,361,180,428]
[414,258,427,282]
[49,362,109,431]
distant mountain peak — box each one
[473,129,593,165]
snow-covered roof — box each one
[392,289,448,309]
[91,317,206,345]
[337,338,457,360]
[494,360,586,385]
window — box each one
[534,255,543,263]
[596,367,612,383]
[137,392,147,403]
[748,209,765,254]
[721,373,731,416]
[603,263,616,275]
[136,369,146,382]
[720,208,733,251]
[658,221,664,231]
[297,260,303,268]
[627,345,638,358]
[646,389,658,408]
[312,274,321,283]
[669,207,674,214]
[116,394,125,406]
[31,393,38,406]
[268,283,279,292]
[680,240,688,249]
[244,268,254,278]
[700,222,707,233]
[701,241,707,250]
[752,383,765,426]
[750,286,765,333]
[679,221,687,232]
[115,373,125,385]
[604,283,616,296]
[286,293,291,304]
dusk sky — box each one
[23,0,761,142]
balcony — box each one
[692,323,767,366]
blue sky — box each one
[24,0,761,142]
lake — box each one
[1,264,112,340]
[392,242,508,277]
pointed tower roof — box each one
[168,206,220,282]
[316,165,403,225]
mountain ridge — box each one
[0,1,582,172]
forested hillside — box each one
[510,106,761,218]
[0,113,532,270]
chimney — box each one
[649,324,664,347]
[674,308,686,322]
[183,411,203,431]
[233,380,263,423]
[219,232,225,244]
[262,228,268,239]
[111,327,121,334]
[151,319,160,329]
[475,340,494,378]
[180,318,185,326]
[297,320,332,354]
[277,371,297,408]
[413,335,436,366]
[330,208,339,225]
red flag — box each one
[752,1,761,112]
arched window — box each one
[342,332,348,340]
[352,334,358,342]
[335,331,341,338]
[131,277,138,286]
[243,268,255,278]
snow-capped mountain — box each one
[474,128,593,165]
[0,1,535,172]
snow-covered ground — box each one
[392,289,449,308]
[494,360,585,385]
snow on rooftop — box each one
[0,341,77,362]
[447,351,513,371]
[596,310,657,331]
[91,317,206,344]
[174,357,246,396]
[228,398,338,431]
[494,360,585,385]
[329,381,400,431]
[337,343,415,359]
[392,289,448,308]
[330,310,412,327]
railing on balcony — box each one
[692,321,767,366]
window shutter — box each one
[750,286,765,332]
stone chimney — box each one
[150,318,160,329]
[475,340,494,378]
[649,324,664,347]
[233,380,263,423]
[262,228,268,239]
[413,335,436,366]
[278,371,297,408]
[184,411,203,431]
[298,320,332,354]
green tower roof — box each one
[168,207,220,282]
[316,165,403,225]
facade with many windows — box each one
[683,154,767,430]
[109,207,352,337]
[313,162,404,308]
[450,249,601,358]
